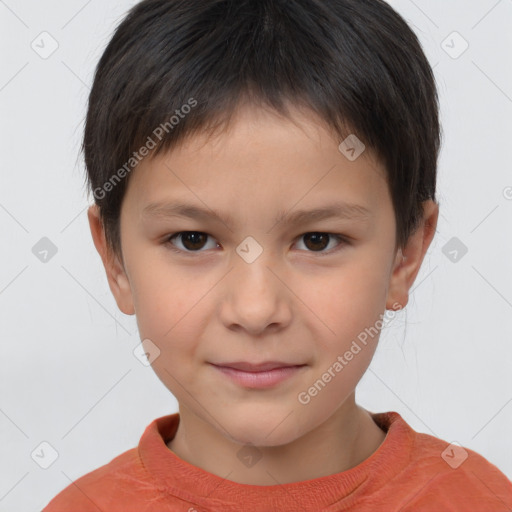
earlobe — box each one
[385,200,439,311]
[385,250,409,311]
[87,205,135,316]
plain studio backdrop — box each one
[1,1,511,510]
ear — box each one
[386,200,439,310]
[87,204,135,315]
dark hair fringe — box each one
[82,0,441,258]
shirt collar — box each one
[138,410,414,511]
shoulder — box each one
[42,447,154,511]
[396,422,512,510]
[42,414,180,511]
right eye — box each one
[164,231,220,253]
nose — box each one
[219,254,292,337]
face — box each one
[91,104,433,447]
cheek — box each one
[129,265,212,374]
[128,255,193,338]
[133,274,203,395]
[305,261,389,343]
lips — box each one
[210,361,305,372]
[209,361,307,389]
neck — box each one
[167,396,386,485]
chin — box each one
[221,412,306,448]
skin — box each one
[88,103,438,485]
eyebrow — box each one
[141,200,372,227]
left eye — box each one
[295,232,346,253]
[164,232,348,254]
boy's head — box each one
[86,0,439,446]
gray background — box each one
[1,0,511,510]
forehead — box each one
[123,104,389,222]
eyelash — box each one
[162,231,351,256]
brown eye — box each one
[303,233,330,251]
[295,233,347,254]
[166,232,218,252]
[164,231,348,256]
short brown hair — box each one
[82,0,441,260]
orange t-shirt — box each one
[42,411,512,511]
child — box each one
[43,0,512,510]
